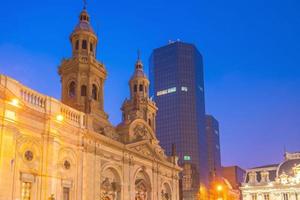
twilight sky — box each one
[0,0,299,169]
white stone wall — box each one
[0,74,180,200]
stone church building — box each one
[0,7,181,200]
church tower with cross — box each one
[0,2,182,200]
[120,54,158,131]
[58,5,110,129]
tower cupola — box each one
[70,8,97,58]
[121,53,157,131]
[129,54,149,99]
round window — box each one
[64,160,71,170]
[24,150,34,161]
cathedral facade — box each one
[0,8,181,200]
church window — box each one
[92,84,98,100]
[69,81,76,98]
[24,150,34,161]
[63,187,70,200]
[75,40,79,50]
[134,84,137,92]
[21,182,32,200]
[284,193,289,200]
[251,194,257,200]
[81,85,87,96]
[264,194,270,200]
[139,84,143,91]
[90,43,93,52]
[63,160,71,170]
[82,40,87,49]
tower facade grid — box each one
[149,41,209,197]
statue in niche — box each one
[161,190,170,200]
[135,179,148,200]
[100,178,120,200]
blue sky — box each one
[0,0,299,169]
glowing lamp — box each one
[10,98,19,107]
[216,185,223,192]
[56,114,64,122]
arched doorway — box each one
[161,183,172,200]
[135,170,151,200]
[100,167,121,200]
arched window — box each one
[139,84,143,92]
[82,40,87,49]
[92,84,98,100]
[69,81,76,98]
[148,119,151,126]
[90,43,93,52]
[134,84,137,92]
[75,40,79,50]
[81,85,87,96]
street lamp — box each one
[10,98,19,107]
[56,114,64,122]
[216,185,223,192]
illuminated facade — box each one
[240,152,300,200]
[0,7,181,200]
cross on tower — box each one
[83,0,87,9]
[137,49,141,60]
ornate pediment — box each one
[127,141,167,161]
[128,119,156,143]
[133,124,151,140]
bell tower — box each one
[121,54,158,131]
[58,7,108,123]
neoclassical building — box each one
[240,152,300,200]
[0,7,181,200]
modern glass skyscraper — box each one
[149,41,209,196]
[206,115,222,180]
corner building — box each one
[241,152,300,200]
[0,8,181,200]
[149,42,209,199]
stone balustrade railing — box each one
[0,74,86,128]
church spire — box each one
[69,6,97,58]
[129,52,149,99]
[121,52,157,131]
[59,7,109,129]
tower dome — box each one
[131,58,147,79]
[69,7,98,58]
[73,9,95,34]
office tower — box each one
[206,115,222,180]
[149,41,208,199]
